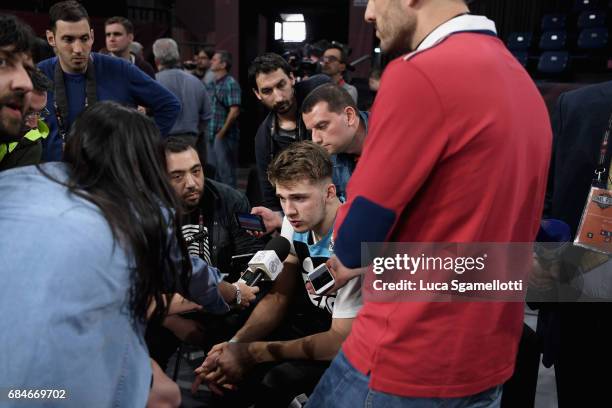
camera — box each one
[183,60,197,70]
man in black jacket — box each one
[249,53,330,229]
[534,82,612,407]
[165,136,263,280]
[147,137,264,370]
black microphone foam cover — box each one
[264,236,291,261]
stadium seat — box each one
[539,30,567,50]
[578,27,609,49]
[507,32,532,50]
[541,14,567,31]
[538,51,570,74]
[578,11,606,28]
[574,0,600,12]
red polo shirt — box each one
[334,29,552,397]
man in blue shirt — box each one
[153,38,211,161]
[38,1,180,161]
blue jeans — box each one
[307,350,503,408]
[207,136,238,187]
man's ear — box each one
[326,183,337,201]
[128,33,134,43]
[345,106,358,127]
[252,88,262,101]
[405,0,419,10]
[46,30,56,47]
[89,28,94,43]
[289,71,296,86]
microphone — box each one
[239,236,291,286]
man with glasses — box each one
[0,67,51,171]
[321,44,358,104]
[193,47,215,85]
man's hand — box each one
[215,131,225,140]
[192,349,234,396]
[248,207,283,238]
[326,256,367,291]
[193,341,233,389]
[207,341,228,357]
[213,342,256,384]
[235,282,260,309]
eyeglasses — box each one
[322,55,341,63]
[24,107,50,122]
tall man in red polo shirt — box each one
[308,0,552,407]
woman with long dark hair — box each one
[0,101,227,407]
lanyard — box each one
[593,112,612,187]
[53,58,98,141]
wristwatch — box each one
[232,283,242,306]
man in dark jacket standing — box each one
[249,53,329,232]
[535,81,612,407]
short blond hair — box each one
[267,141,332,187]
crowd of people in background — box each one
[0,0,610,407]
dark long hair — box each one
[59,101,190,322]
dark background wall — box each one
[3,0,610,165]
[470,0,585,40]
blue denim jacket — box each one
[0,163,226,407]
[332,110,369,202]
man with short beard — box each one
[164,136,262,305]
[308,0,552,407]
[149,137,264,370]
[193,47,215,85]
[38,1,180,161]
[248,53,329,231]
[0,14,34,144]
[0,68,52,170]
